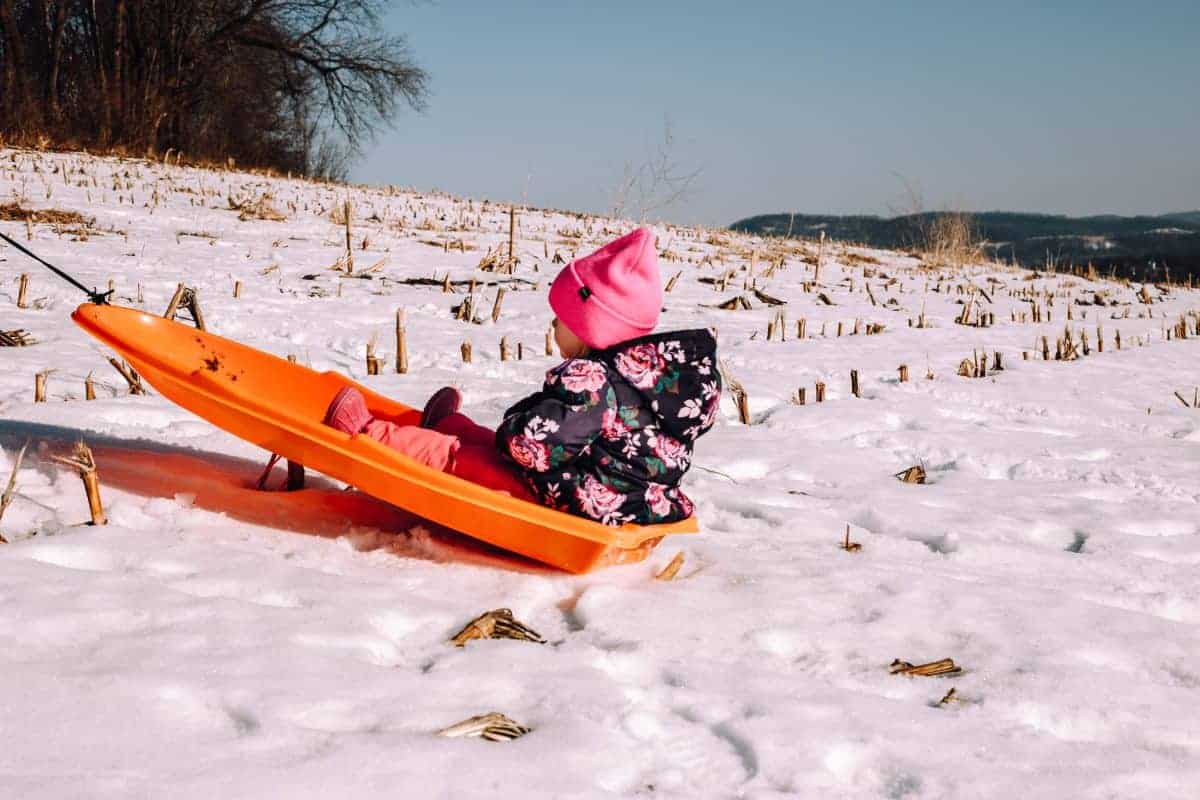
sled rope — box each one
[0,231,112,305]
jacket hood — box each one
[595,329,720,440]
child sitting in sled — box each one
[323,227,721,526]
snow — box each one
[2,148,1200,798]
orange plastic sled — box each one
[71,303,698,572]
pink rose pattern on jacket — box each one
[556,359,608,393]
[496,329,720,525]
[644,482,673,518]
[613,343,666,389]
[575,475,626,524]
[506,434,550,471]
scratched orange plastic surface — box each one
[71,304,698,572]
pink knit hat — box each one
[548,227,661,350]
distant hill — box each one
[1162,211,1200,226]
[729,211,1200,281]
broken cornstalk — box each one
[163,284,206,330]
[841,524,862,552]
[491,287,506,323]
[895,465,927,484]
[436,712,531,742]
[53,442,107,526]
[0,440,30,533]
[655,551,686,580]
[343,200,355,275]
[889,658,963,677]
[449,608,545,647]
[108,357,146,395]
[395,309,409,374]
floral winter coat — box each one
[495,330,721,526]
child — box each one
[324,227,721,525]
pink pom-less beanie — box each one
[548,227,662,350]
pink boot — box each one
[324,386,460,471]
[420,386,462,429]
[324,386,372,434]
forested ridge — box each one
[732,211,1200,281]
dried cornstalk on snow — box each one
[719,363,751,425]
[34,369,53,402]
[52,441,107,526]
[491,287,506,323]
[365,342,382,375]
[889,658,963,677]
[163,284,206,330]
[507,205,517,270]
[449,608,545,647]
[436,712,531,742]
[0,440,30,536]
[752,288,785,306]
[452,295,483,324]
[841,524,862,552]
[895,465,927,484]
[359,257,387,275]
[0,329,35,346]
[394,309,409,374]
[231,194,287,222]
[477,246,505,271]
[708,295,753,311]
[654,551,686,580]
[342,200,355,275]
[108,357,146,394]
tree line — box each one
[0,1,427,177]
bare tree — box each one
[610,115,702,222]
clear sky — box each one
[353,1,1200,226]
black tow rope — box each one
[0,230,113,305]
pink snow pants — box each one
[362,412,535,501]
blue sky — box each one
[353,1,1200,226]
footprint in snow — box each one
[291,632,403,667]
[167,578,304,608]
[286,700,382,734]
[155,685,261,737]
[23,543,120,572]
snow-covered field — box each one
[1,149,1198,799]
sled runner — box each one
[71,303,698,572]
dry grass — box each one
[0,202,91,226]
[920,212,981,268]
[842,250,881,266]
[231,194,287,222]
[330,201,350,226]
